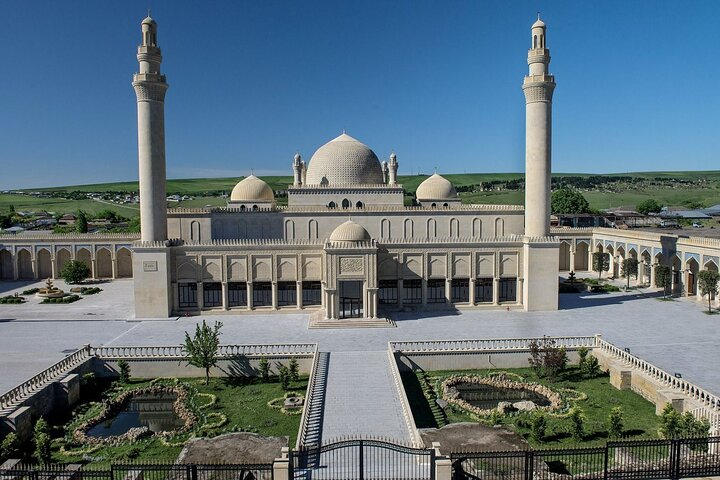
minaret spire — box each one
[133,14,169,242]
[522,15,555,237]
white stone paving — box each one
[320,351,411,442]
[2,279,720,410]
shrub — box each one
[569,407,585,440]
[118,359,131,383]
[609,406,624,438]
[59,260,90,284]
[660,403,682,439]
[41,294,80,304]
[0,432,20,462]
[528,337,568,379]
[288,358,299,383]
[81,287,102,295]
[0,295,25,304]
[22,288,39,295]
[531,412,547,441]
[581,356,600,378]
[259,357,270,383]
[33,418,52,465]
[577,346,589,365]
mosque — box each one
[128,14,560,320]
[0,16,578,320]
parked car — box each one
[692,222,703,228]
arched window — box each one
[380,218,391,239]
[356,201,364,208]
[308,219,318,239]
[328,201,336,208]
[450,218,460,238]
[431,203,437,208]
[342,199,350,209]
[494,218,504,237]
[426,218,437,239]
[240,205,246,211]
[533,35,538,49]
[443,203,449,208]
[252,205,258,211]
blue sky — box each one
[0,1,718,189]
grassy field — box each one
[47,376,306,465]
[3,170,719,218]
[402,366,662,448]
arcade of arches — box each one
[0,246,133,281]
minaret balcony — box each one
[133,73,167,83]
[523,74,555,85]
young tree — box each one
[259,356,270,383]
[288,357,300,383]
[60,260,91,284]
[697,269,720,314]
[636,199,662,215]
[531,411,547,441]
[621,258,639,290]
[655,265,672,299]
[608,406,624,438]
[118,359,131,383]
[76,209,88,233]
[592,252,610,281]
[528,337,568,379]
[278,364,290,390]
[33,418,52,465]
[551,187,591,214]
[0,432,20,462]
[569,407,585,440]
[183,320,223,385]
[659,403,682,439]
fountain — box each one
[35,278,65,298]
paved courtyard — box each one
[2,278,719,406]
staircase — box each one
[299,352,329,447]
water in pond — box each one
[454,382,551,410]
[87,393,184,438]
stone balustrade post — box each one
[273,447,290,480]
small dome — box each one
[142,15,156,25]
[305,133,384,186]
[230,175,274,202]
[532,17,545,28]
[415,173,458,201]
[329,220,371,243]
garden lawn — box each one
[50,376,306,466]
[403,366,663,448]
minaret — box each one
[522,15,555,237]
[293,153,303,186]
[133,14,169,242]
[388,152,398,186]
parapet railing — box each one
[386,347,424,448]
[296,347,322,449]
[594,337,720,412]
[389,336,597,353]
[91,343,318,358]
[0,346,91,412]
[0,343,318,413]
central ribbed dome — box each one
[305,133,384,186]
[329,220,371,243]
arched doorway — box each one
[96,248,113,278]
[575,242,589,271]
[641,251,652,284]
[56,249,72,277]
[559,242,571,271]
[606,245,617,278]
[116,248,133,278]
[686,258,699,296]
[37,249,53,280]
[672,255,682,294]
[17,249,33,280]
[703,260,718,302]
[0,250,13,280]
[76,249,92,276]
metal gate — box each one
[290,439,435,480]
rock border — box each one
[441,374,563,418]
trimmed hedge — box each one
[41,294,81,304]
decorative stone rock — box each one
[497,401,517,414]
[513,401,538,412]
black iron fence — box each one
[451,436,720,480]
[290,439,435,480]
[0,463,273,480]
